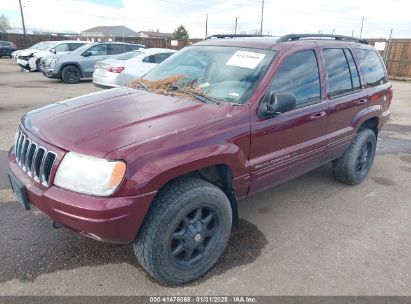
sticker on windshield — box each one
[226,51,266,69]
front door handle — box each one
[310,111,326,119]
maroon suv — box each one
[8,34,392,284]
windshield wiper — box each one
[135,80,150,92]
[190,93,214,104]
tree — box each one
[0,14,11,32]
[173,25,189,39]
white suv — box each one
[17,41,87,72]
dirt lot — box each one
[0,58,410,296]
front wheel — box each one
[61,65,81,84]
[333,128,377,185]
[134,177,232,285]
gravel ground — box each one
[0,58,410,295]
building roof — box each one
[138,31,174,39]
[81,26,139,37]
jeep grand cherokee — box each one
[8,34,392,284]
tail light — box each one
[106,66,124,73]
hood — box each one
[22,87,235,158]
[18,49,41,56]
[43,52,74,61]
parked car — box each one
[17,41,88,72]
[93,48,176,88]
[16,41,57,70]
[8,34,392,284]
[40,42,145,84]
[0,40,17,58]
[11,41,51,60]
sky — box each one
[0,0,410,38]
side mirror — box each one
[51,48,56,54]
[82,51,92,57]
[262,92,297,118]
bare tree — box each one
[0,14,11,33]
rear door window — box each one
[356,49,387,87]
[270,50,321,108]
[323,48,353,97]
[153,53,173,63]
[54,43,70,52]
[87,44,108,56]
[142,55,156,63]
[109,44,127,55]
[127,44,141,51]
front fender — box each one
[129,143,245,195]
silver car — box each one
[40,42,144,84]
[93,48,176,88]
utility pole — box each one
[384,28,393,66]
[359,16,364,38]
[351,29,354,36]
[260,0,264,35]
[205,13,208,38]
[331,28,335,34]
[18,0,28,47]
[234,17,239,34]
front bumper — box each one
[8,148,155,244]
[40,66,60,79]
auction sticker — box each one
[226,51,266,69]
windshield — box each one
[37,42,57,50]
[113,51,143,60]
[72,43,93,54]
[30,42,49,49]
[142,45,276,104]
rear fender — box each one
[351,105,382,132]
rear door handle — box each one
[310,111,326,119]
[356,98,368,105]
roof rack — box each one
[205,34,272,40]
[277,34,368,44]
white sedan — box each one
[93,48,176,88]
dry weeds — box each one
[127,75,207,100]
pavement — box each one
[0,58,410,296]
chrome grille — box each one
[15,130,57,187]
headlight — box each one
[47,58,58,67]
[54,152,126,196]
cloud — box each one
[1,0,410,38]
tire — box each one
[134,177,232,285]
[61,65,81,84]
[333,128,376,185]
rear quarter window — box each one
[356,49,387,87]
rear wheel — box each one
[333,128,376,185]
[61,65,81,84]
[134,177,232,285]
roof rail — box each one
[277,34,368,44]
[205,34,272,40]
